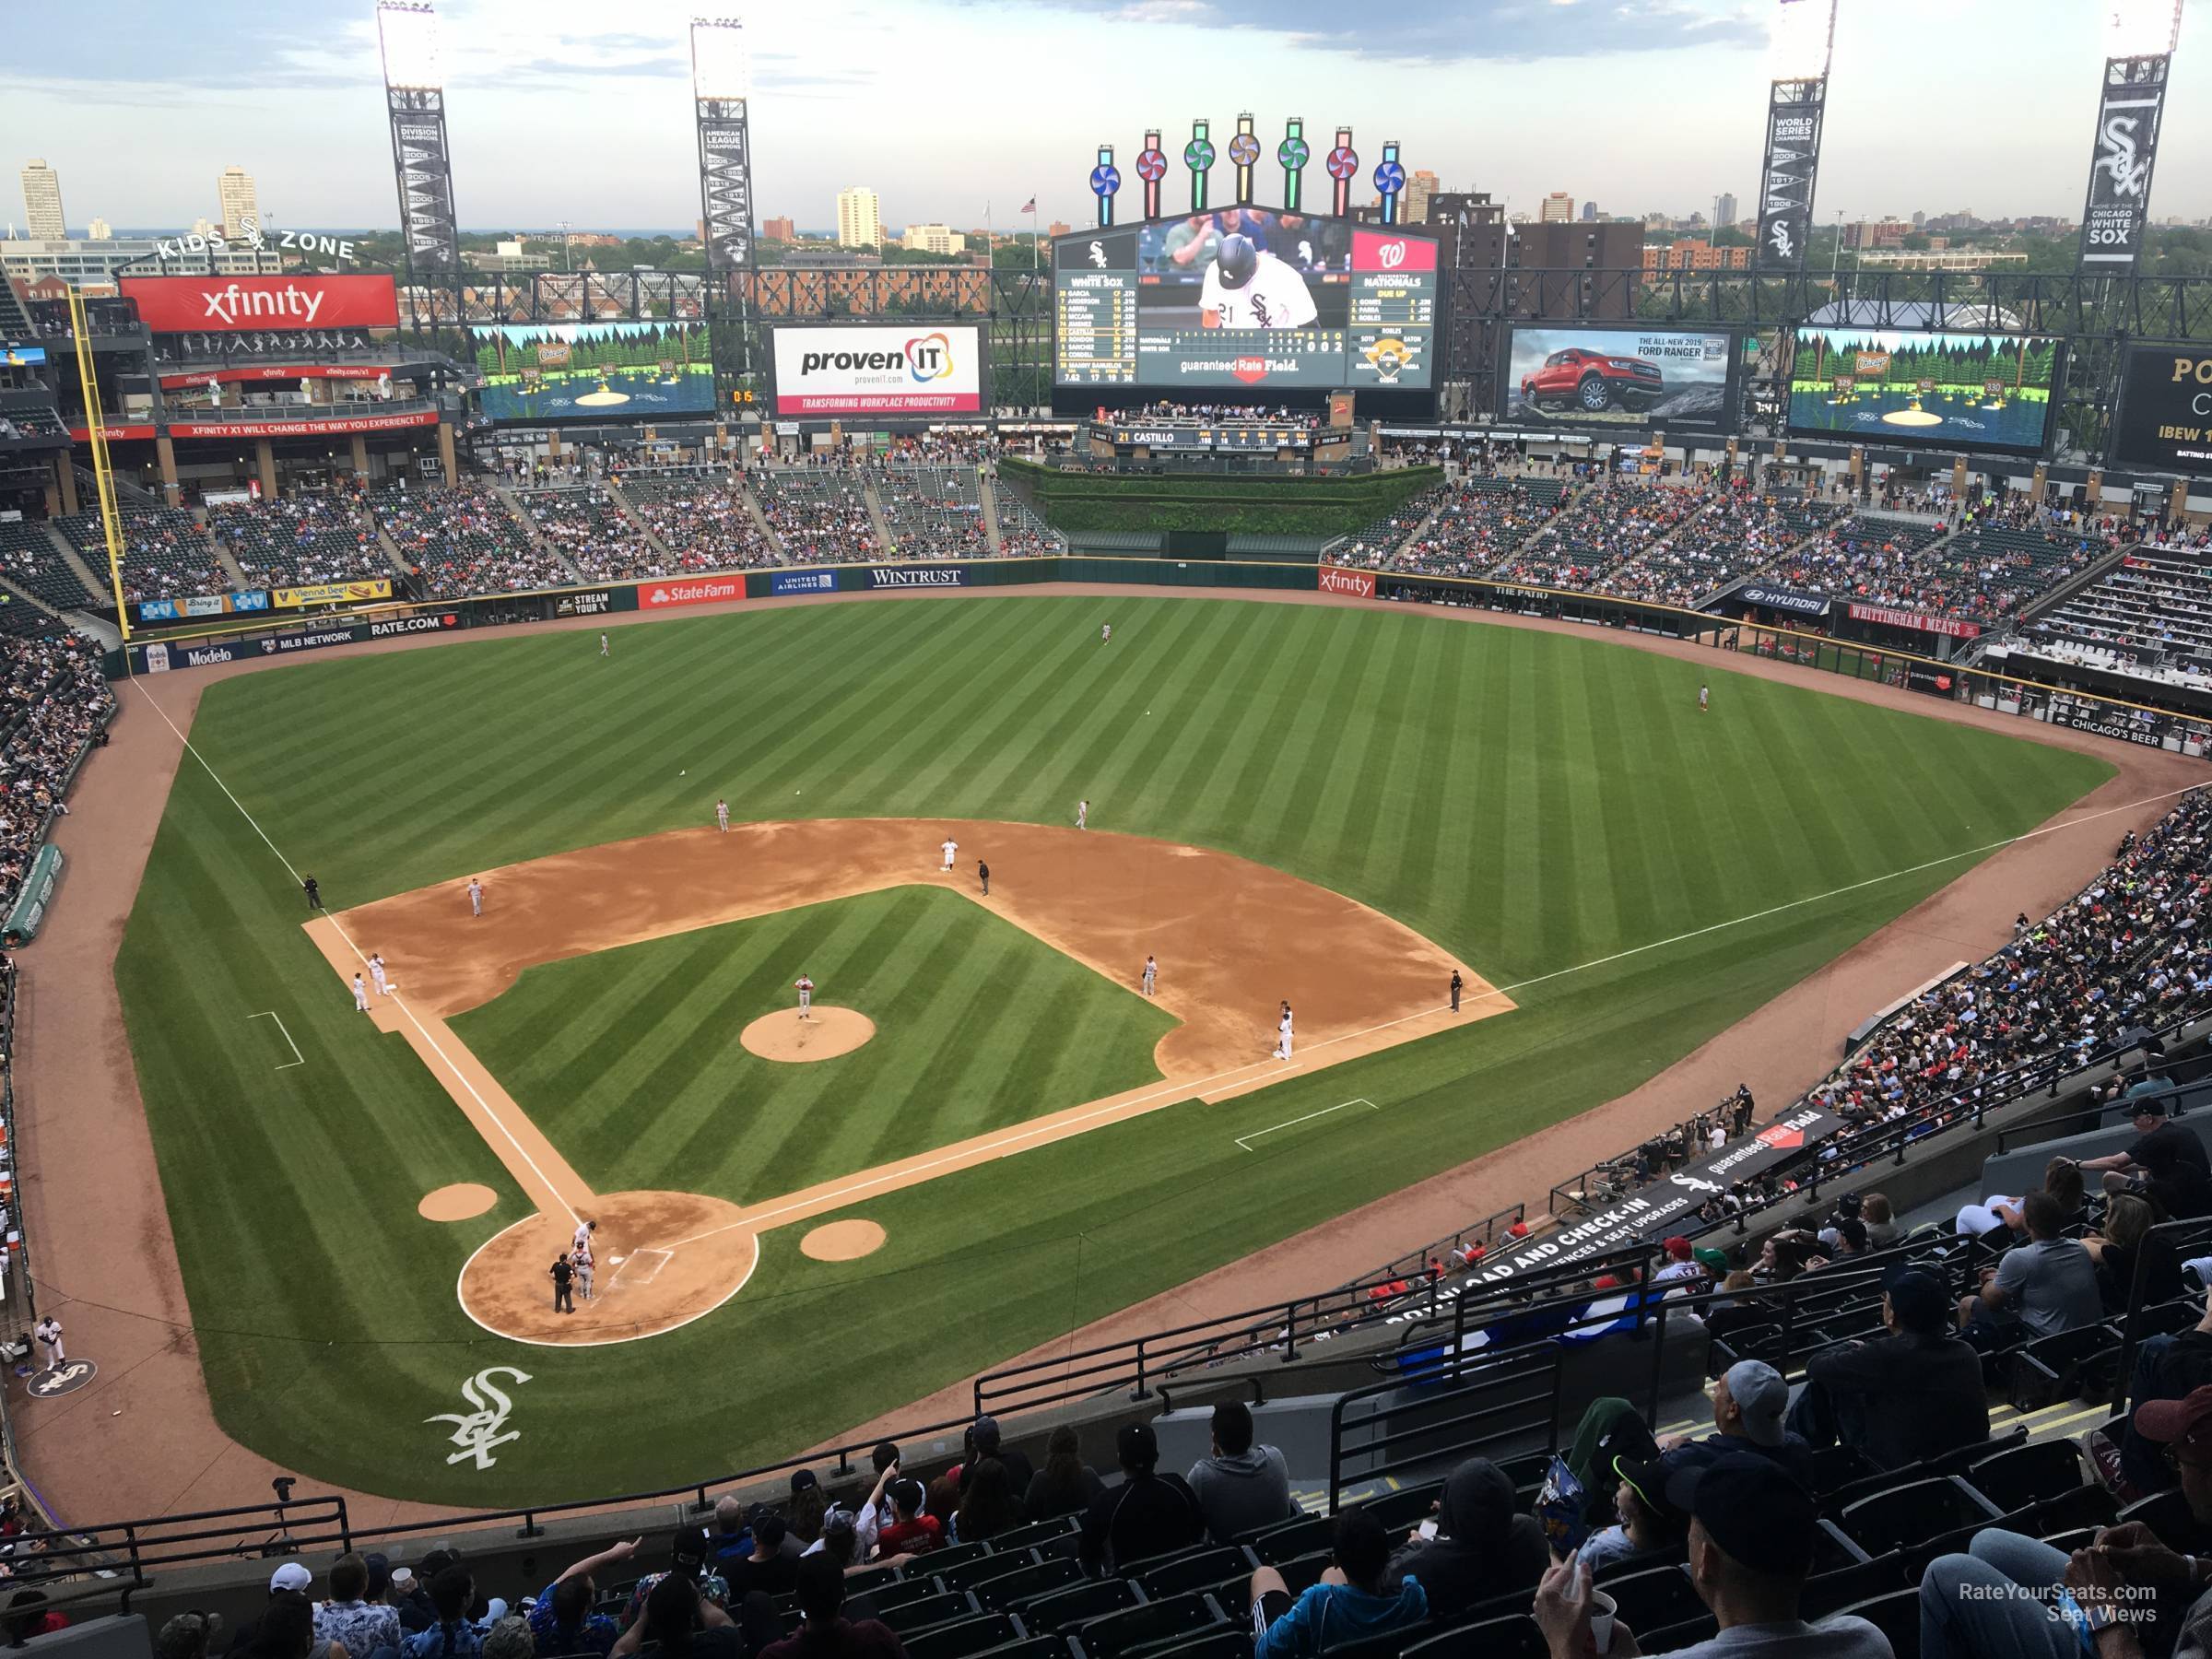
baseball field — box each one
[108,593,2111,1503]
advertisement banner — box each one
[769,570,839,596]
[772,325,983,417]
[0,843,64,948]
[1787,327,2062,457]
[391,103,460,271]
[275,579,393,609]
[367,611,460,639]
[159,363,399,390]
[640,577,744,609]
[3,345,47,368]
[866,566,966,589]
[2110,344,2212,474]
[2079,68,2167,268]
[552,589,627,618]
[1901,662,1959,698]
[1318,565,1378,600]
[1846,601,1983,640]
[167,410,438,441]
[1503,326,1735,429]
[468,323,715,424]
[1756,81,1825,269]
[2050,692,2175,749]
[697,109,755,273]
[136,590,273,625]
[1735,582,1831,618]
[121,275,400,334]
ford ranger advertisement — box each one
[1503,326,1735,429]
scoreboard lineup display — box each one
[1053,210,1438,392]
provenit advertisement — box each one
[771,326,982,417]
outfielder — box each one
[1142,956,1158,997]
[1698,684,1710,712]
[467,877,484,918]
[1101,623,1112,643]
[600,632,610,658]
[352,973,370,1013]
[795,974,815,1018]
[715,799,731,832]
[368,953,390,996]
[1077,799,1088,830]
[940,836,959,870]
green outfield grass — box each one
[112,594,2113,1502]
[453,887,1176,1204]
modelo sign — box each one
[120,275,400,334]
[771,325,982,417]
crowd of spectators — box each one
[0,621,110,914]
[2012,546,2212,683]
[519,488,656,582]
[207,491,386,588]
[618,477,782,572]
[1594,490,1847,608]
[53,506,229,605]
[1382,477,1570,578]
[1487,481,1715,592]
[370,482,571,598]
[871,465,989,559]
[990,483,1065,558]
[0,523,94,613]
[751,467,878,565]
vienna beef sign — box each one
[1318,565,1378,600]
[121,275,400,335]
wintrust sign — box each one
[121,276,401,334]
[1318,565,1378,600]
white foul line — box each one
[1236,1098,1378,1152]
[248,1010,304,1071]
[130,681,582,1230]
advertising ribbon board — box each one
[1735,583,1831,618]
[865,566,966,589]
[1846,601,1982,640]
[639,577,744,610]
[136,590,273,625]
[769,570,839,596]
[275,579,393,609]
[1317,565,1378,600]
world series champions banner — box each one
[2079,62,2170,268]
[1756,80,1825,270]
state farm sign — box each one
[640,577,743,609]
[1318,564,1378,600]
[121,275,400,334]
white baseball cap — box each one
[269,1562,312,1594]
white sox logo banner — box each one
[1756,83,1825,271]
[2079,70,2169,268]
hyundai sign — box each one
[770,324,982,417]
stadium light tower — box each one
[1754,0,1834,270]
[377,0,461,298]
[2078,0,2183,267]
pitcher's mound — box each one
[802,1219,887,1261]
[420,1182,499,1221]
[741,1006,875,1062]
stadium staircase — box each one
[979,472,1006,555]
[488,478,585,585]
[860,477,897,558]
[370,519,413,582]
[199,514,254,593]
[736,472,787,559]
[606,480,683,570]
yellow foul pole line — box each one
[64,285,131,645]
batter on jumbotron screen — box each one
[1199,234,1318,331]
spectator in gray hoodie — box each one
[1188,1402,1298,1543]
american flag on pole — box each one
[1020,197,1036,213]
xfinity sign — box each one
[772,324,982,417]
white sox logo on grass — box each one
[427,1366,532,1470]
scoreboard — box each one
[1052,213,1438,394]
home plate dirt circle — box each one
[801,1219,887,1261]
[740,1007,875,1063]
[457,1189,758,1346]
[419,1182,498,1222]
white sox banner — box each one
[2079,65,2169,268]
[1756,80,1825,271]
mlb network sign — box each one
[771,324,982,417]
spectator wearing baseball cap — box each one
[1920,1384,2212,1659]
[1787,1264,1990,1471]
[1578,1450,1693,1574]
[1535,1453,1889,1659]
[959,1416,1035,1498]
[1080,1421,1204,1574]
[223,1564,315,1656]
[1663,1360,1813,1483]
[1653,1237,1708,1287]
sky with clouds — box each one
[3,0,2208,236]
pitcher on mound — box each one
[795,973,815,1019]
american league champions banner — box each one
[1755,81,1825,270]
[2079,68,2169,268]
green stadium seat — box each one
[1071,1592,1228,1659]
[903,1612,1028,1659]
[1011,1577,1146,1631]
[1402,1615,1546,1659]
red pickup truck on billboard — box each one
[1520,347,1665,415]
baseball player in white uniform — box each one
[573,1218,595,1258]
[1077,800,1088,830]
[599,632,609,658]
[1142,956,1158,997]
[795,974,814,1018]
[1200,234,1319,331]
[574,1239,595,1300]
[941,836,959,870]
[715,799,731,832]
[368,953,389,996]
[31,1314,61,1371]
[467,877,484,918]
[1274,1001,1295,1060]
[1101,623,1112,643]
[352,973,370,1012]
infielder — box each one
[795,974,815,1018]
[1274,1001,1295,1061]
[467,877,484,918]
[1077,800,1088,830]
[941,836,959,870]
[31,1314,61,1371]
[368,953,390,997]
[352,973,370,1013]
[715,799,731,832]
[1142,956,1158,997]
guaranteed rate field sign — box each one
[1786,327,2063,457]
[468,322,714,424]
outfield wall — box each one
[102,558,2212,762]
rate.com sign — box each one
[771,324,982,416]
[121,275,400,334]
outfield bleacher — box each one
[206,492,382,588]
[753,467,879,565]
[2022,547,2212,680]
[54,506,229,604]
[619,475,782,571]
[876,463,990,559]
[0,521,97,612]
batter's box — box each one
[609,1248,673,1288]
